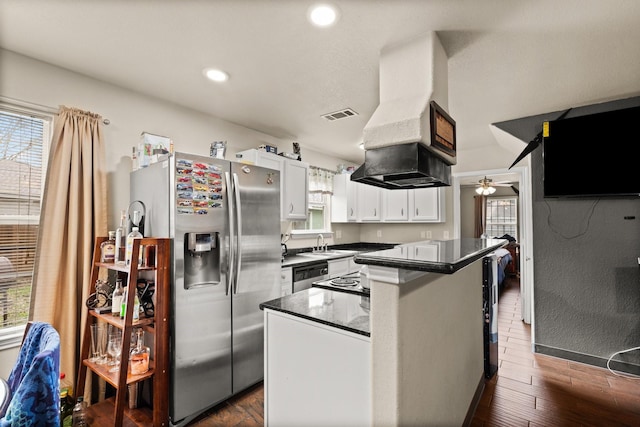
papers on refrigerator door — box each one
[175,157,224,214]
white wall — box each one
[0,48,351,231]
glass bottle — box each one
[115,209,127,264]
[129,327,150,375]
[71,396,88,427]
[100,231,116,263]
[60,387,73,427]
[125,226,143,266]
[111,279,124,317]
[133,290,140,323]
[59,372,74,427]
[120,286,128,320]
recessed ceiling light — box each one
[203,68,229,82]
[308,3,339,27]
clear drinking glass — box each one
[107,330,123,373]
[89,323,100,362]
[92,323,108,365]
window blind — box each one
[0,107,48,331]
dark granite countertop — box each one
[281,242,397,268]
[260,287,370,337]
[353,238,507,274]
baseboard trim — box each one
[534,344,640,376]
[463,374,486,427]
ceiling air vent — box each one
[321,108,358,121]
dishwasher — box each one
[292,261,329,293]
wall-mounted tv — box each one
[542,105,640,198]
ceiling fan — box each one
[475,176,513,195]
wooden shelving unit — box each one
[76,236,171,427]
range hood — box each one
[352,31,456,189]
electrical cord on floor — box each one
[606,346,640,379]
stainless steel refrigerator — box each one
[130,152,281,426]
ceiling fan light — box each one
[476,185,496,195]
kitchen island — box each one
[261,238,506,427]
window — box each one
[290,166,334,235]
[291,192,330,232]
[485,197,518,240]
[0,101,52,342]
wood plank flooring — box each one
[187,276,640,426]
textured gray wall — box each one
[531,148,640,370]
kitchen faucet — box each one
[316,234,326,252]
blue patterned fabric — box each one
[0,322,60,427]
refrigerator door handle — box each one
[232,172,242,294]
[225,171,234,296]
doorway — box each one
[452,166,533,330]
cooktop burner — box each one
[330,277,359,287]
[312,274,369,296]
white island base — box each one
[264,309,371,427]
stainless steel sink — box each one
[298,250,357,258]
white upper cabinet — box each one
[332,174,444,223]
[282,160,309,220]
[409,187,443,222]
[331,174,358,222]
[382,189,409,221]
[357,183,381,221]
[235,149,308,221]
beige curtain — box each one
[473,195,486,238]
[30,106,107,389]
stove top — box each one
[312,274,369,296]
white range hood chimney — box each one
[351,31,457,189]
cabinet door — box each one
[256,150,283,172]
[328,258,349,278]
[280,267,292,296]
[331,175,358,222]
[383,189,409,221]
[347,257,359,274]
[283,160,309,220]
[357,184,381,221]
[410,188,443,222]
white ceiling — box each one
[1,0,639,183]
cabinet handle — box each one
[350,208,353,216]
[401,208,404,216]
[374,208,377,216]
[289,203,294,213]
[416,208,419,216]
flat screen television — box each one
[542,105,640,198]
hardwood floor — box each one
[471,277,640,427]
[187,276,640,426]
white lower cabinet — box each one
[328,258,349,278]
[264,309,371,427]
[280,267,292,296]
[348,257,359,273]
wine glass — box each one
[107,330,123,373]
